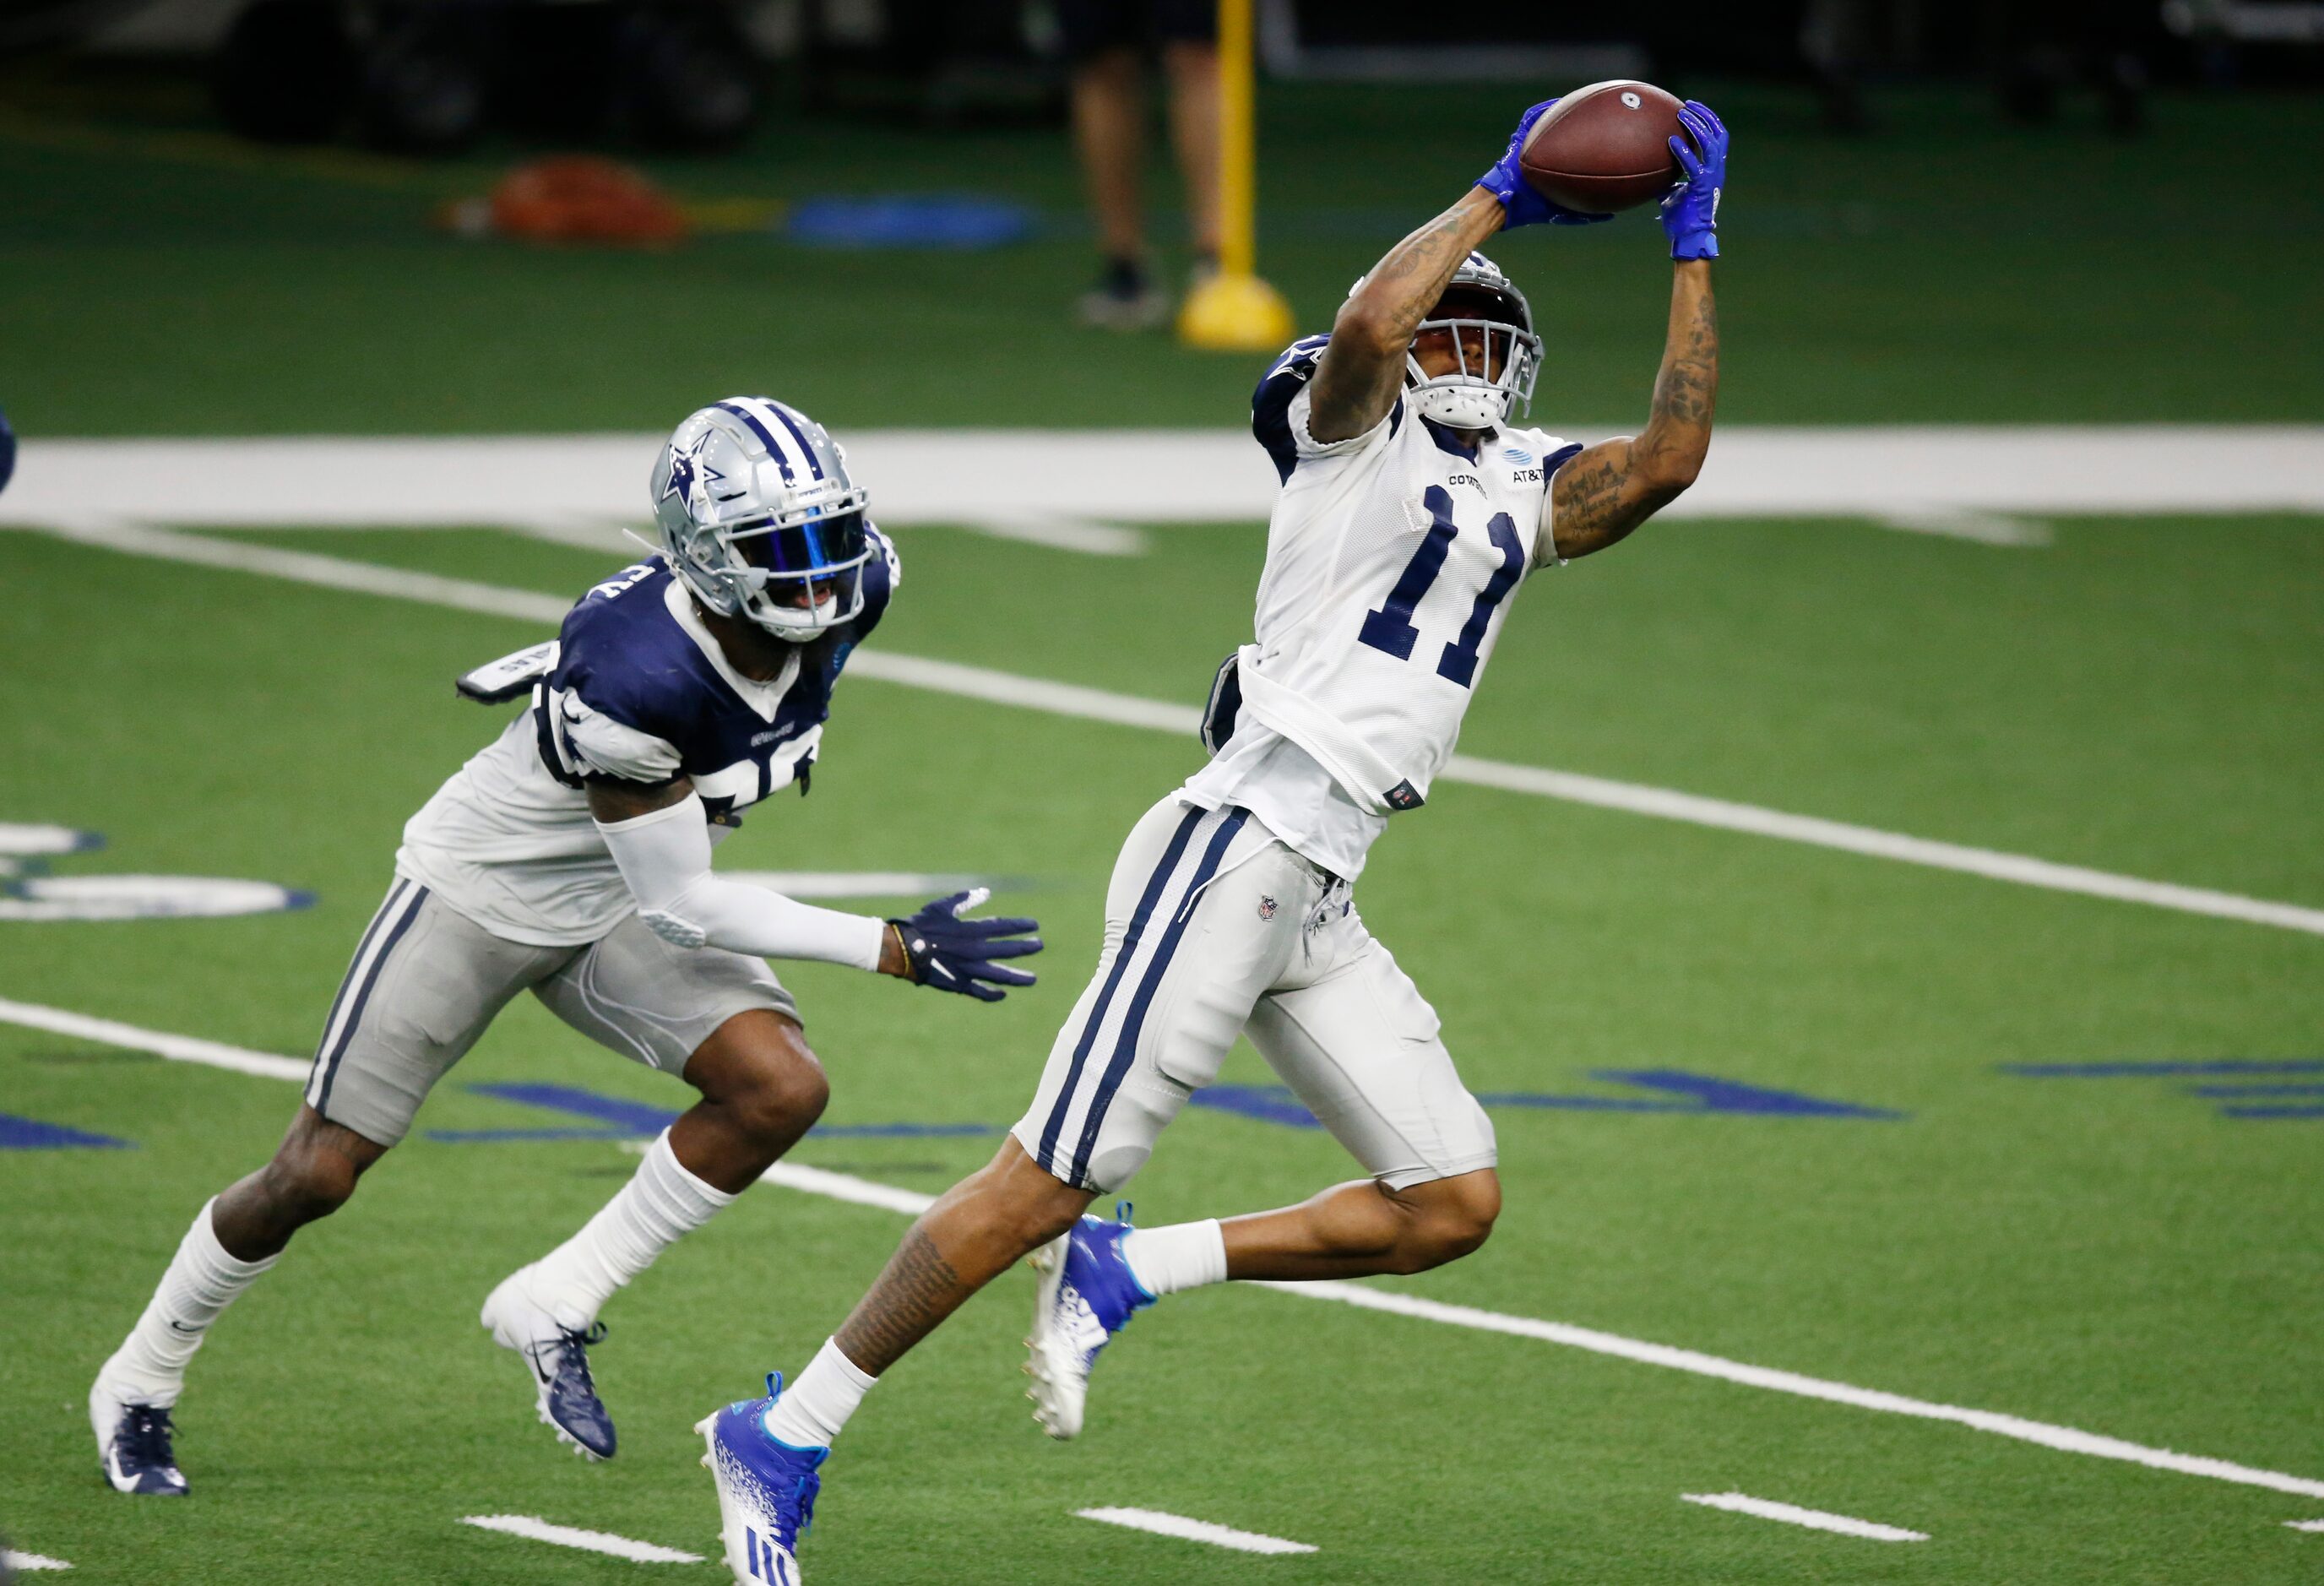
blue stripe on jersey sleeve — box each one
[1542,440,1586,479]
[1251,334,1330,483]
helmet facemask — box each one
[720,496,872,640]
[1405,280,1541,432]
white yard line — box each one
[1681,1491,1929,1542]
[1074,1507,1317,1555]
[458,1514,703,1565]
[0,996,310,1081]
[11,521,2322,937]
[1,1551,74,1572]
[2286,1518,2324,1532]
[14,1002,2324,1506]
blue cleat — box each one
[90,1379,188,1496]
[481,1268,617,1459]
[697,1374,826,1586]
[1024,1204,1154,1440]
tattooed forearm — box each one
[1545,261,1718,560]
[1309,188,1507,442]
[833,1227,967,1376]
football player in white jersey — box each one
[87,399,1041,1496]
[698,100,1726,1582]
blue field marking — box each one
[2186,1083,2324,1098]
[0,1113,132,1149]
[2001,1059,2324,1121]
[423,1083,1001,1144]
[1190,1071,1904,1131]
[2001,1060,2324,1078]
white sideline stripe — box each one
[1256,1280,2324,1501]
[1,1551,73,1572]
[12,996,2324,1510]
[17,519,2324,940]
[2286,1518,2324,1532]
[459,1514,703,1564]
[1680,1492,1928,1542]
[758,1160,938,1216]
[7,428,2324,524]
[722,870,1008,899]
[956,515,1150,557]
[1437,758,2324,937]
[1074,1507,1317,1555]
[0,996,310,1082]
[746,1160,2324,1503]
[1876,508,2052,547]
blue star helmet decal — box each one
[660,439,725,509]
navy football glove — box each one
[1660,100,1727,261]
[887,888,1041,1002]
[1475,100,1615,231]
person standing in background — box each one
[1061,0,1221,329]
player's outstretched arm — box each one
[1308,189,1507,443]
[1543,101,1728,562]
[1309,98,1607,444]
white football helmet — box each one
[1352,250,1541,432]
[649,398,873,642]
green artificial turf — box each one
[3,510,2319,1584]
[0,69,2320,435]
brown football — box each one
[1518,80,1686,215]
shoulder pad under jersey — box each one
[456,640,559,705]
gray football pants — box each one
[1013,797,1497,1193]
[302,876,795,1148]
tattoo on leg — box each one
[833,1229,966,1375]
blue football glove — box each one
[1475,100,1615,231]
[1660,100,1727,261]
[887,888,1041,1002]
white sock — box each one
[763,1337,876,1449]
[1119,1219,1227,1299]
[520,1130,736,1328]
[98,1199,278,1409]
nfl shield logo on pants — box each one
[1257,895,1277,921]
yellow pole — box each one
[1176,0,1295,350]
[1215,0,1257,278]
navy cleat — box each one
[90,1379,188,1496]
[1024,1203,1154,1440]
[697,1373,825,1586]
[481,1268,617,1459]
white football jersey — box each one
[1180,336,1581,880]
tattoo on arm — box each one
[833,1228,968,1376]
[1309,189,1506,443]
[1545,263,1718,560]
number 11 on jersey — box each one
[1356,485,1527,688]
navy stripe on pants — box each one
[1034,804,1208,1176]
[311,883,429,1115]
[1067,807,1250,1187]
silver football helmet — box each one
[649,398,873,642]
[1352,250,1541,431]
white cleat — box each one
[481,1265,617,1460]
[90,1377,188,1496]
[1024,1213,1152,1441]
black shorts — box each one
[1056,0,1217,63]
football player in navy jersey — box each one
[88,399,1042,1496]
[696,101,1725,1584]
